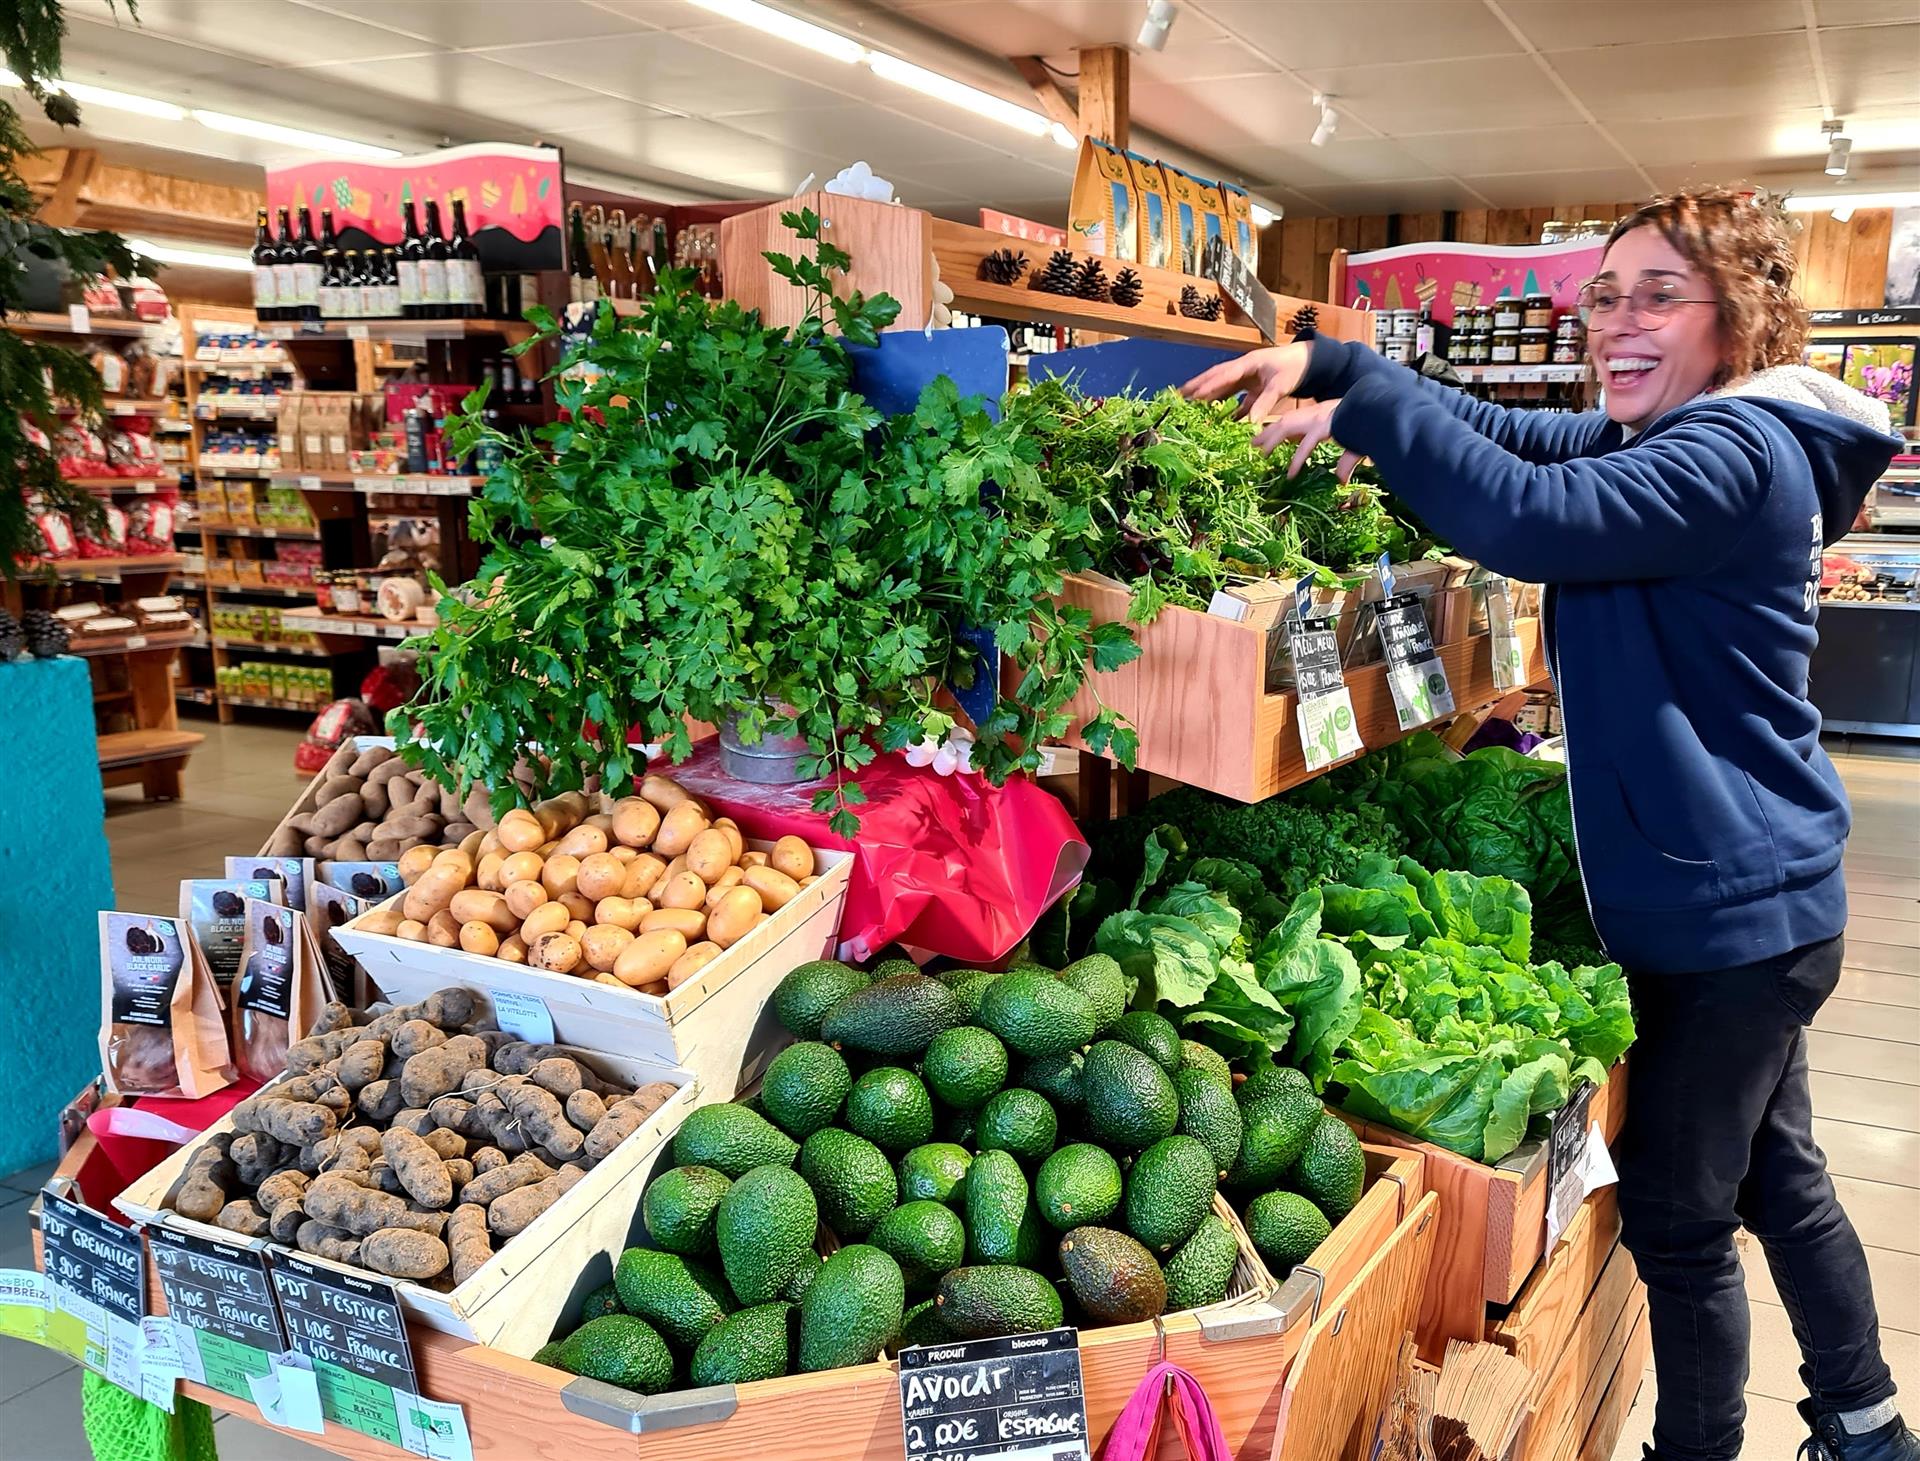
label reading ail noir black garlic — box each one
[106,913,186,1027]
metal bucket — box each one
[718,714,815,784]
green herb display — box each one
[393,211,1136,832]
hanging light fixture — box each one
[1824,119,1852,178]
[1310,95,1338,148]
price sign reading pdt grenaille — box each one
[38,1189,147,1395]
[898,1327,1091,1461]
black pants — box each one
[1616,933,1896,1461]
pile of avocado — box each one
[535,954,1366,1394]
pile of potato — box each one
[265,743,493,863]
[354,773,820,995]
[167,987,677,1285]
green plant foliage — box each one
[392,209,1136,831]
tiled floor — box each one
[0,731,1911,1459]
[1612,748,1920,1459]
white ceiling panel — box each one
[295,52,596,113]
[1817,24,1920,112]
[718,104,1038,169]
[501,31,854,115]
[1198,0,1524,67]
[1291,178,1491,214]
[1812,0,1920,25]
[294,0,658,51]
[561,113,819,193]
[1292,56,1581,132]
[68,0,434,66]
[1461,167,1661,208]
[1226,138,1437,189]
[896,154,1078,200]
[1499,0,1806,51]
[1399,124,1624,176]
[1548,32,1822,120]
[1128,73,1321,151]
[1607,110,1834,168]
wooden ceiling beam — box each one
[1010,55,1080,138]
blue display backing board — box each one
[1028,337,1238,397]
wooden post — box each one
[1327,248,1349,310]
[40,147,97,227]
[1077,45,1130,149]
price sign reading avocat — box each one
[897,1327,1091,1461]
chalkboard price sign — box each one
[149,1228,286,1400]
[40,1190,145,1327]
[897,1327,1091,1461]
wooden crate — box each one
[1508,1241,1647,1461]
[1343,1061,1627,1357]
[1043,571,1547,802]
[1489,1188,1622,1377]
[719,192,933,333]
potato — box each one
[638,775,697,813]
[457,827,486,860]
[653,870,703,911]
[609,845,638,865]
[478,830,503,859]
[397,919,429,942]
[593,896,647,931]
[450,889,516,934]
[585,812,613,832]
[798,875,819,888]
[475,853,506,892]
[558,892,595,924]
[402,865,467,924]
[536,841,561,858]
[359,906,406,937]
[614,929,685,987]
[504,879,549,921]
[639,907,705,940]
[540,854,581,899]
[459,922,500,956]
[743,865,801,911]
[575,853,626,902]
[770,836,814,881]
[711,818,745,864]
[499,851,545,887]
[310,794,368,839]
[610,798,660,849]
[706,886,763,948]
[565,919,590,943]
[593,972,627,988]
[398,845,438,885]
[661,856,688,882]
[529,933,581,973]
[580,925,635,973]
[555,824,608,859]
[498,810,545,853]
[685,829,734,884]
[497,935,528,965]
[621,854,668,901]
[520,902,569,942]
[652,803,709,858]
[667,942,723,989]
[433,849,474,882]
[427,910,462,948]
[741,850,770,868]
[711,865,745,891]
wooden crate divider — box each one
[1514,1242,1646,1461]
[1490,1187,1623,1376]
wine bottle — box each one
[603,208,632,300]
[295,207,323,321]
[270,207,298,322]
[317,210,342,319]
[420,200,451,321]
[250,208,278,321]
[652,217,670,274]
[448,198,483,319]
[398,200,426,319]
[569,206,599,305]
[379,248,402,319]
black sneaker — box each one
[1798,1401,1920,1461]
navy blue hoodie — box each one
[1299,337,1900,975]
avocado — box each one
[820,974,962,1056]
[1246,1190,1332,1272]
[798,1127,898,1239]
[1124,1135,1218,1254]
[1179,1040,1234,1089]
[1058,1226,1167,1324]
[978,970,1097,1058]
[975,1088,1058,1166]
[1019,1050,1085,1110]
[1163,1214,1239,1311]
[772,959,871,1041]
[935,1265,1064,1339]
[532,1340,564,1368]
[922,1026,1009,1111]
[899,1295,951,1348]
[1237,1060,1312,1107]
[1082,1040,1179,1151]
[780,1248,823,1304]
[1227,1085,1323,1190]
[672,1103,799,1178]
[948,970,1002,1023]
[716,1164,819,1305]
[1174,1070,1244,1178]
[690,1302,793,1387]
[898,1143,973,1207]
[579,1280,623,1322]
[761,1041,852,1139]
[642,1165,732,1257]
[555,1314,673,1394]
[937,1106,978,1149]
[845,1067,935,1154]
[965,1149,1046,1265]
[871,956,921,982]
[1111,1011,1182,1074]
[869,1200,967,1290]
[1286,1113,1367,1222]
[797,1243,905,1372]
[612,1249,732,1350]
[1056,953,1126,1036]
[1035,1143,1123,1230]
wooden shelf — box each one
[220,692,323,712]
[197,523,320,540]
[5,311,148,337]
[56,398,171,415]
[59,475,173,491]
[273,471,482,496]
[209,583,315,598]
[281,605,418,641]
[98,727,204,767]
[264,317,537,346]
[175,685,217,705]
[213,636,328,657]
[67,630,197,659]
[31,554,183,584]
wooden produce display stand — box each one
[74,624,205,801]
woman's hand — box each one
[1180,342,1314,422]
[1253,400,1364,482]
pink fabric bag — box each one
[1102,1360,1233,1461]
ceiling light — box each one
[867,53,1051,138]
[1783,190,1920,211]
[0,67,187,120]
[1310,95,1338,148]
[1137,0,1180,52]
[1250,202,1276,228]
[1049,121,1077,149]
[126,236,252,272]
[1824,120,1852,178]
[190,109,402,159]
[682,0,866,64]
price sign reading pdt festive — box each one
[898,1327,1091,1461]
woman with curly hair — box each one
[1185,188,1909,1461]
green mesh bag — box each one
[80,1371,220,1461]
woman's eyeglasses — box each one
[1578,280,1716,328]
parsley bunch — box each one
[392,211,1136,832]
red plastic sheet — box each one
[80,1082,257,1213]
[652,739,1086,966]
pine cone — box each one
[1072,258,1109,302]
[1179,285,1223,322]
[21,609,68,658]
[1109,267,1143,308]
[0,610,20,662]
[1290,304,1320,340]
[1031,249,1079,295]
[977,248,1030,286]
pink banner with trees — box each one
[1342,237,1607,324]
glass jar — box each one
[313,571,333,613]
[1468,331,1491,366]
[332,575,363,615]
[1390,308,1418,339]
[1522,294,1555,329]
[1541,220,1567,245]
[1384,337,1415,363]
[1373,310,1394,347]
[1492,300,1523,331]
[1490,328,1520,364]
[1519,326,1552,364]
[1553,314,1585,364]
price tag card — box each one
[39,1189,147,1393]
[297,475,322,491]
[346,324,370,340]
[1483,577,1526,691]
[1544,1079,1603,1247]
[271,1253,417,1448]
[0,1267,52,1345]
[1376,592,1455,730]
[150,1228,285,1400]
[68,304,91,333]
[490,990,555,1044]
[1200,236,1277,342]
[1286,616,1363,772]
[898,1327,1091,1461]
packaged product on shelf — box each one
[229,899,331,1083]
[1192,176,1229,271]
[23,506,76,560]
[306,880,368,991]
[70,613,138,644]
[225,854,313,912]
[124,497,176,554]
[275,392,302,468]
[98,910,232,1098]
[73,502,128,558]
[54,603,104,627]
[319,861,405,899]
[297,395,325,472]
[180,876,284,983]
[1127,150,1174,269]
[1068,135,1139,261]
[1161,163,1215,272]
